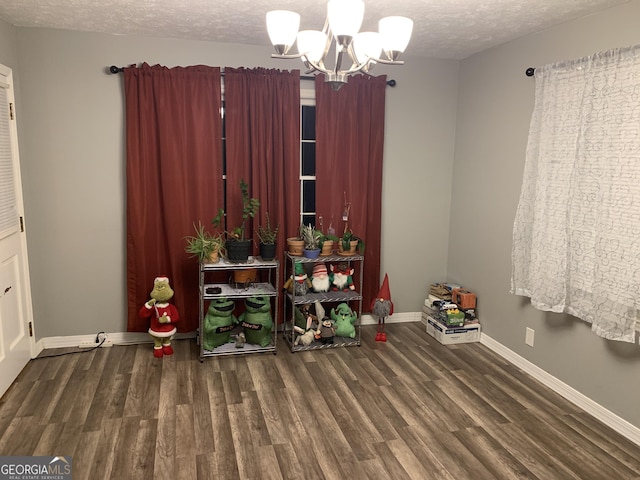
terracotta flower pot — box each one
[206,248,220,264]
[233,268,257,286]
[338,240,358,256]
[287,237,304,256]
[320,240,334,256]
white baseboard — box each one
[36,313,417,349]
[480,333,640,447]
[39,331,196,349]
[360,311,421,325]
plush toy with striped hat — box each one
[311,263,331,292]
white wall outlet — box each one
[78,334,113,348]
[525,327,535,347]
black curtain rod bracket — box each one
[525,67,536,77]
[108,65,396,86]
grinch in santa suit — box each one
[139,276,180,358]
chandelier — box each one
[266,0,413,91]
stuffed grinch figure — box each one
[239,295,273,347]
[138,276,180,358]
[331,302,357,338]
[203,297,237,350]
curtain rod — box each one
[107,65,397,87]
[525,67,535,77]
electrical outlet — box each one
[78,336,113,348]
[525,327,535,347]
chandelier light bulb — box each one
[379,16,413,60]
[266,10,300,54]
[353,31,383,65]
[327,0,364,49]
[297,30,327,64]
[267,1,411,90]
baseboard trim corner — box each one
[480,333,640,447]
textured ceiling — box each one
[0,0,630,60]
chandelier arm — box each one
[322,24,334,64]
[303,58,332,76]
[335,50,345,73]
[271,52,306,60]
[367,57,405,66]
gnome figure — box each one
[311,263,330,293]
[138,276,180,357]
[371,274,393,342]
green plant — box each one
[300,223,322,250]
[318,231,339,249]
[257,212,279,244]
[212,179,260,242]
[184,221,225,262]
[340,230,365,254]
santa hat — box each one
[312,264,328,277]
[371,273,393,312]
[376,274,391,301]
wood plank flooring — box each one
[1,322,640,479]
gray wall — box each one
[4,28,458,339]
[451,1,640,427]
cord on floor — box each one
[34,331,107,359]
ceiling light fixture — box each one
[266,0,413,91]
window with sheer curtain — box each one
[511,44,640,342]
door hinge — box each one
[29,322,33,337]
[19,216,24,232]
[9,102,14,120]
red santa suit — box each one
[139,302,179,338]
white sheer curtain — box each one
[511,44,640,342]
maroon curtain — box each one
[315,74,387,311]
[124,63,223,332]
[224,67,301,311]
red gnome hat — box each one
[371,273,393,314]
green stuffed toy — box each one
[239,295,273,347]
[203,297,237,350]
[138,276,180,358]
[331,302,357,338]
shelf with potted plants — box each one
[282,223,364,352]
[191,180,279,360]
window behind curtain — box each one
[511,44,640,342]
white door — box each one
[0,64,35,398]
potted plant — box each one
[338,230,365,256]
[300,223,322,258]
[184,221,225,263]
[212,179,260,263]
[318,231,339,256]
[257,212,279,261]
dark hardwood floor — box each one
[1,322,639,479]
